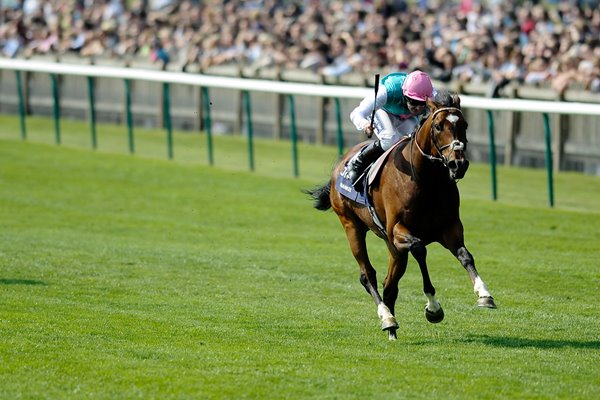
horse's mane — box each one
[433,89,461,109]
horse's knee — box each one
[457,246,474,267]
[409,239,427,261]
[359,273,369,288]
[359,271,376,291]
[383,288,399,312]
[393,230,425,258]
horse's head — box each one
[420,94,469,180]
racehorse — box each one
[305,91,496,340]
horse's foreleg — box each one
[339,216,393,331]
[442,223,496,308]
[392,225,444,324]
[456,246,496,308]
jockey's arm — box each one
[350,86,388,132]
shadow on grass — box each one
[464,334,600,349]
[0,278,47,286]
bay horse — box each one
[305,91,496,340]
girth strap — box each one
[367,203,387,237]
[359,179,386,237]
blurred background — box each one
[1,0,599,173]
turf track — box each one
[1,118,599,399]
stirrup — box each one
[350,168,369,190]
[345,165,363,186]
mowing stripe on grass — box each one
[1,127,599,399]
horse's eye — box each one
[434,123,442,132]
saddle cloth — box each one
[336,138,405,206]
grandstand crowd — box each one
[1,0,599,94]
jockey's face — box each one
[405,96,426,114]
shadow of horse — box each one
[0,278,47,285]
[462,335,600,349]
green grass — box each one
[1,116,599,399]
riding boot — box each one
[345,140,384,186]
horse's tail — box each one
[303,181,332,211]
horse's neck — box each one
[407,127,433,171]
[414,129,432,166]
[400,129,449,184]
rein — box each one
[411,107,464,167]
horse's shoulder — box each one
[384,139,414,178]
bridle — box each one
[409,107,466,179]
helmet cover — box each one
[402,71,433,101]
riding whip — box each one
[367,73,380,138]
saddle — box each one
[336,138,406,204]
[336,138,407,236]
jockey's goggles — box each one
[405,96,426,108]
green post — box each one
[124,79,135,154]
[163,82,173,160]
[334,98,344,157]
[543,113,554,208]
[87,76,97,149]
[15,70,26,140]
[486,110,497,201]
[202,87,214,165]
[243,90,254,171]
[289,95,299,178]
[50,74,61,145]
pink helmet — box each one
[402,71,433,101]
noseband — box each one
[412,107,465,167]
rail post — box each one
[15,70,26,140]
[50,73,60,145]
[87,76,97,149]
[163,82,173,160]
[201,87,214,165]
[334,98,344,157]
[316,75,325,144]
[486,110,498,201]
[289,94,299,178]
[543,113,555,207]
[243,90,254,171]
[124,79,135,154]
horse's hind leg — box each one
[382,251,408,340]
[411,239,445,323]
[338,215,398,335]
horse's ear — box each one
[451,94,461,109]
[426,97,437,112]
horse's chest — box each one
[400,189,458,228]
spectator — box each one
[524,57,553,86]
[150,38,170,69]
[0,0,599,94]
[320,35,354,77]
[299,38,329,72]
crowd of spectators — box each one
[1,0,599,95]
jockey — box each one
[345,70,435,185]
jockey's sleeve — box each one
[350,85,389,131]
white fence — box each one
[1,58,599,115]
[0,58,600,205]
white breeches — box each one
[373,110,418,151]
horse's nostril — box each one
[448,160,458,170]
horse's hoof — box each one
[425,306,444,323]
[477,296,497,308]
[387,329,397,341]
[381,316,399,331]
